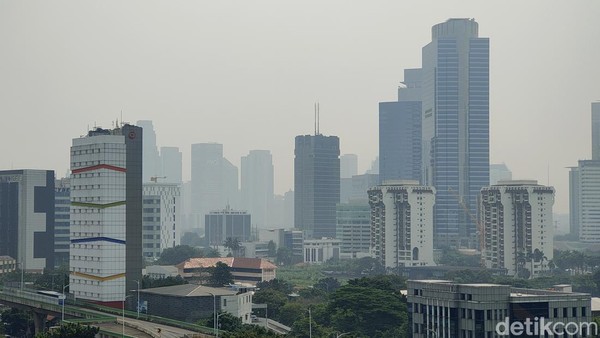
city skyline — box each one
[1,1,600,213]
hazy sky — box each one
[1,1,599,214]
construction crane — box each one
[150,176,167,183]
[447,187,485,267]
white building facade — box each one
[480,180,555,278]
[142,183,181,260]
[573,161,600,243]
[368,180,436,268]
[303,238,341,264]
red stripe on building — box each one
[72,164,126,174]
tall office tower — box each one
[573,161,600,243]
[241,150,274,229]
[340,154,358,179]
[283,190,294,228]
[205,207,251,246]
[336,202,371,258]
[0,170,55,272]
[480,180,554,278]
[592,102,600,160]
[54,177,70,267]
[191,143,224,228]
[340,173,380,204]
[569,166,580,238]
[294,134,340,239]
[70,124,142,306]
[490,163,513,185]
[222,158,240,208]
[160,146,182,184]
[366,156,379,175]
[421,18,490,247]
[368,180,435,268]
[379,69,422,184]
[137,120,161,182]
[142,182,181,260]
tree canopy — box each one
[34,323,99,338]
[207,261,234,287]
[155,245,215,265]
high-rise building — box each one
[205,207,251,246]
[568,166,580,238]
[142,182,181,260]
[191,143,239,228]
[294,134,340,239]
[340,173,379,204]
[283,190,294,228]
[592,102,600,160]
[490,163,513,185]
[480,180,554,278]
[137,120,161,183]
[160,146,182,184]
[572,161,600,243]
[70,125,142,306]
[54,177,70,267]
[368,180,435,268]
[241,150,274,229]
[0,170,55,272]
[421,18,490,247]
[336,202,371,258]
[379,69,422,184]
[340,154,358,179]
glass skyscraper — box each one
[294,134,340,239]
[421,19,490,247]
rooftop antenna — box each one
[317,102,320,135]
[314,103,317,135]
[120,110,123,127]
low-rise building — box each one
[144,265,179,279]
[303,238,341,264]
[336,201,371,258]
[139,284,253,323]
[408,280,593,338]
[176,257,276,284]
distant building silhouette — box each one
[241,150,274,229]
[490,163,512,185]
[340,154,358,179]
[137,120,161,182]
[294,134,340,239]
[160,146,182,184]
[191,143,239,229]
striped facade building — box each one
[69,125,142,307]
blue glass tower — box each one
[379,68,422,184]
[421,19,490,247]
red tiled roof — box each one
[177,257,277,270]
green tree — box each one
[314,277,340,294]
[34,322,99,338]
[181,231,204,247]
[34,265,70,292]
[256,278,294,294]
[224,237,242,257]
[1,308,34,337]
[267,240,277,257]
[252,289,288,319]
[278,302,307,327]
[276,247,293,266]
[203,312,243,332]
[207,261,234,287]
[155,245,205,265]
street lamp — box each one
[216,312,226,338]
[205,291,217,335]
[134,280,140,319]
[61,284,70,324]
[122,295,134,337]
